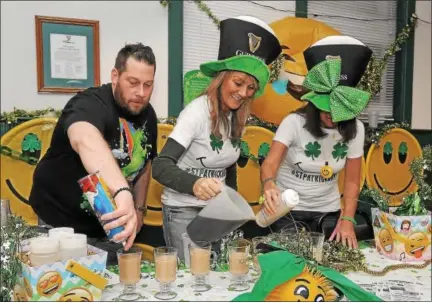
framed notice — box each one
[35,15,100,93]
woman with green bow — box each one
[260,36,373,249]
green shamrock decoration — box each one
[210,134,224,153]
[21,133,41,152]
[384,142,393,155]
[304,141,321,160]
[258,142,270,159]
[332,142,348,161]
[231,138,241,151]
[240,140,250,158]
[399,141,408,155]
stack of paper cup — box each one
[30,236,60,266]
[48,227,74,239]
[59,233,88,261]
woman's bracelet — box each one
[261,177,275,192]
[341,216,357,225]
[112,187,133,199]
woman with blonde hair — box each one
[152,16,281,259]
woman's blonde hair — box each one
[202,70,258,140]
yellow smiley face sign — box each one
[365,128,422,206]
[0,118,57,225]
[251,17,340,125]
[143,123,173,226]
[236,126,274,214]
[265,266,337,302]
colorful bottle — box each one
[78,172,125,243]
[255,189,299,228]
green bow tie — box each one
[301,58,371,122]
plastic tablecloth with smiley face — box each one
[101,248,431,301]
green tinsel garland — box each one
[365,122,410,146]
[358,14,418,96]
[1,107,62,124]
[0,215,39,302]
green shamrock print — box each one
[210,134,224,153]
[399,141,408,155]
[304,141,321,160]
[231,138,241,151]
[332,142,348,161]
[21,133,41,152]
[258,142,270,159]
[384,142,393,155]
[240,140,250,158]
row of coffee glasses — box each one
[115,229,325,301]
[115,239,252,301]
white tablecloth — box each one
[101,248,432,301]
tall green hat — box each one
[184,16,282,105]
[300,36,373,122]
[233,250,383,302]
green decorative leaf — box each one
[210,134,223,153]
[231,138,241,151]
[240,140,250,157]
[258,142,270,158]
[384,142,393,155]
[21,133,41,152]
[332,142,348,161]
[399,141,408,155]
[304,141,321,160]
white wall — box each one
[411,0,431,130]
[1,1,169,117]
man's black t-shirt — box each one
[29,83,158,238]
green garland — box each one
[1,107,62,124]
[357,14,418,96]
[365,122,410,146]
[0,215,39,302]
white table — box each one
[101,248,432,301]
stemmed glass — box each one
[228,239,250,291]
[154,246,178,300]
[189,241,212,292]
[117,247,143,301]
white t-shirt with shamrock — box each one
[162,96,241,207]
[273,113,365,212]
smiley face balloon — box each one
[265,265,337,302]
[251,17,340,125]
[365,128,422,206]
[236,126,274,214]
[0,118,57,225]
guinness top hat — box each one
[199,16,282,97]
[300,36,373,122]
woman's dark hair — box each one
[295,103,357,143]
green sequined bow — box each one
[301,58,371,122]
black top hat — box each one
[217,16,282,65]
[303,36,373,87]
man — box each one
[29,43,158,264]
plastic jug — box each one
[186,186,255,243]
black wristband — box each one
[112,187,133,199]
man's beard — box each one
[113,85,147,116]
